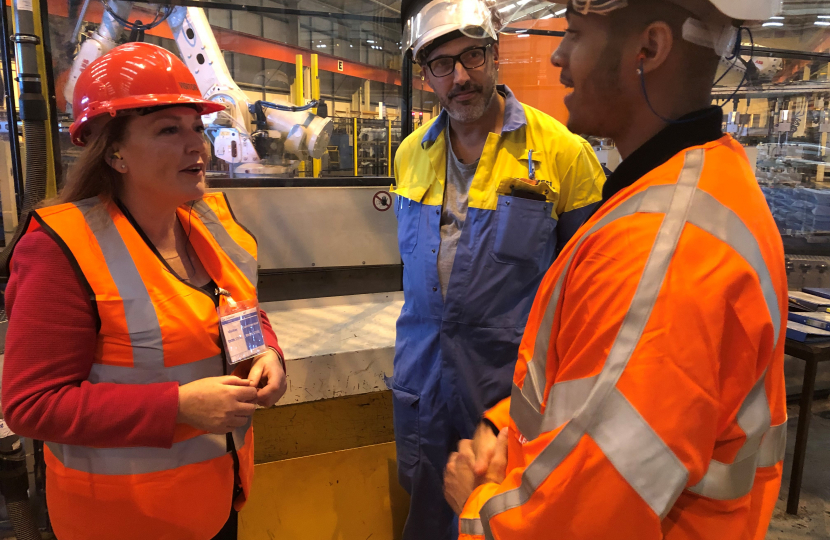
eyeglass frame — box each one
[421,43,493,78]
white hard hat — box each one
[571,0,783,21]
[402,0,551,60]
[403,0,497,61]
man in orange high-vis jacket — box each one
[443,1,789,539]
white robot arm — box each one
[64,2,333,174]
[63,0,131,110]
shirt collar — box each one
[421,84,526,148]
[601,106,724,205]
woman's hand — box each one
[247,349,287,408]
[177,376,258,434]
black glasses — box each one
[424,44,491,78]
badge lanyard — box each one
[216,288,268,365]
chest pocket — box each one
[490,195,557,267]
[394,196,420,254]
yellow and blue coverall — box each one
[390,85,606,540]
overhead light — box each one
[819,15,830,19]
[367,40,375,43]
[769,16,785,19]
[497,3,516,12]
[816,21,830,26]
[762,21,784,27]
[317,44,327,47]
[555,8,567,15]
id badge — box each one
[217,289,268,365]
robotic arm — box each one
[64,1,333,175]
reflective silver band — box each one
[511,375,599,442]
[589,389,688,519]
[759,422,787,468]
[518,187,661,418]
[482,150,706,539]
[686,190,782,347]
[47,416,252,476]
[734,372,772,463]
[689,373,769,499]
[191,199,258,288]
[688,420,787,500]
[74,198,165,371]
[460,517,484,536]
[88,354,224,385]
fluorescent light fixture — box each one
[367,40,375,43]
[816,21,830,26]
[762,21,784,27]
[819,15,830,18]
[497,3,516,12]
[769,16,785,19]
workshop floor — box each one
[767,396,830,540]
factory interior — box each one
[0,0,828,538]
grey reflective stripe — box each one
[687,453,759,501]
[516,184,678,424]
[759,422,787,467]
[686,190,782,347]
[589,388,688,519]
[517,188,655,418]
[88,354,224,384]
[482,150,706,539]
[734,372,772,462]
[233,415,253,450]
[74,198,164,370]
[688,373,770,500]
[460,518,484,536]
[511,375,599,442]
[46,419,252,476]
[191,200,258,287]
[688,422,787,500]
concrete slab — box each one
[261,292,403,405]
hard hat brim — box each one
[69,94,226,147]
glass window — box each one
[31,0,427,180]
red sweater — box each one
[1,230,281,449]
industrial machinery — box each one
[63,1,333,175]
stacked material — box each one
[761,186,830,234]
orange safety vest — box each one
[18,193,258,540]
[460,136,788,540]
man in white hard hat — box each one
[443,1,790,539]
[391,0,606,538]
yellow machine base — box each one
[239,442,410,540]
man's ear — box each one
[492,41,500,64]
[637,21,674,75]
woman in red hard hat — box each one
[1,42,287,540]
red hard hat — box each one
[69,42,226,146]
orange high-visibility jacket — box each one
[19,193,258,540]
[460,136,788,540]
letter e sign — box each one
[337,60,344,72]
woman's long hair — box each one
[56,115,132,205]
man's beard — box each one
[438,76,497,124]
